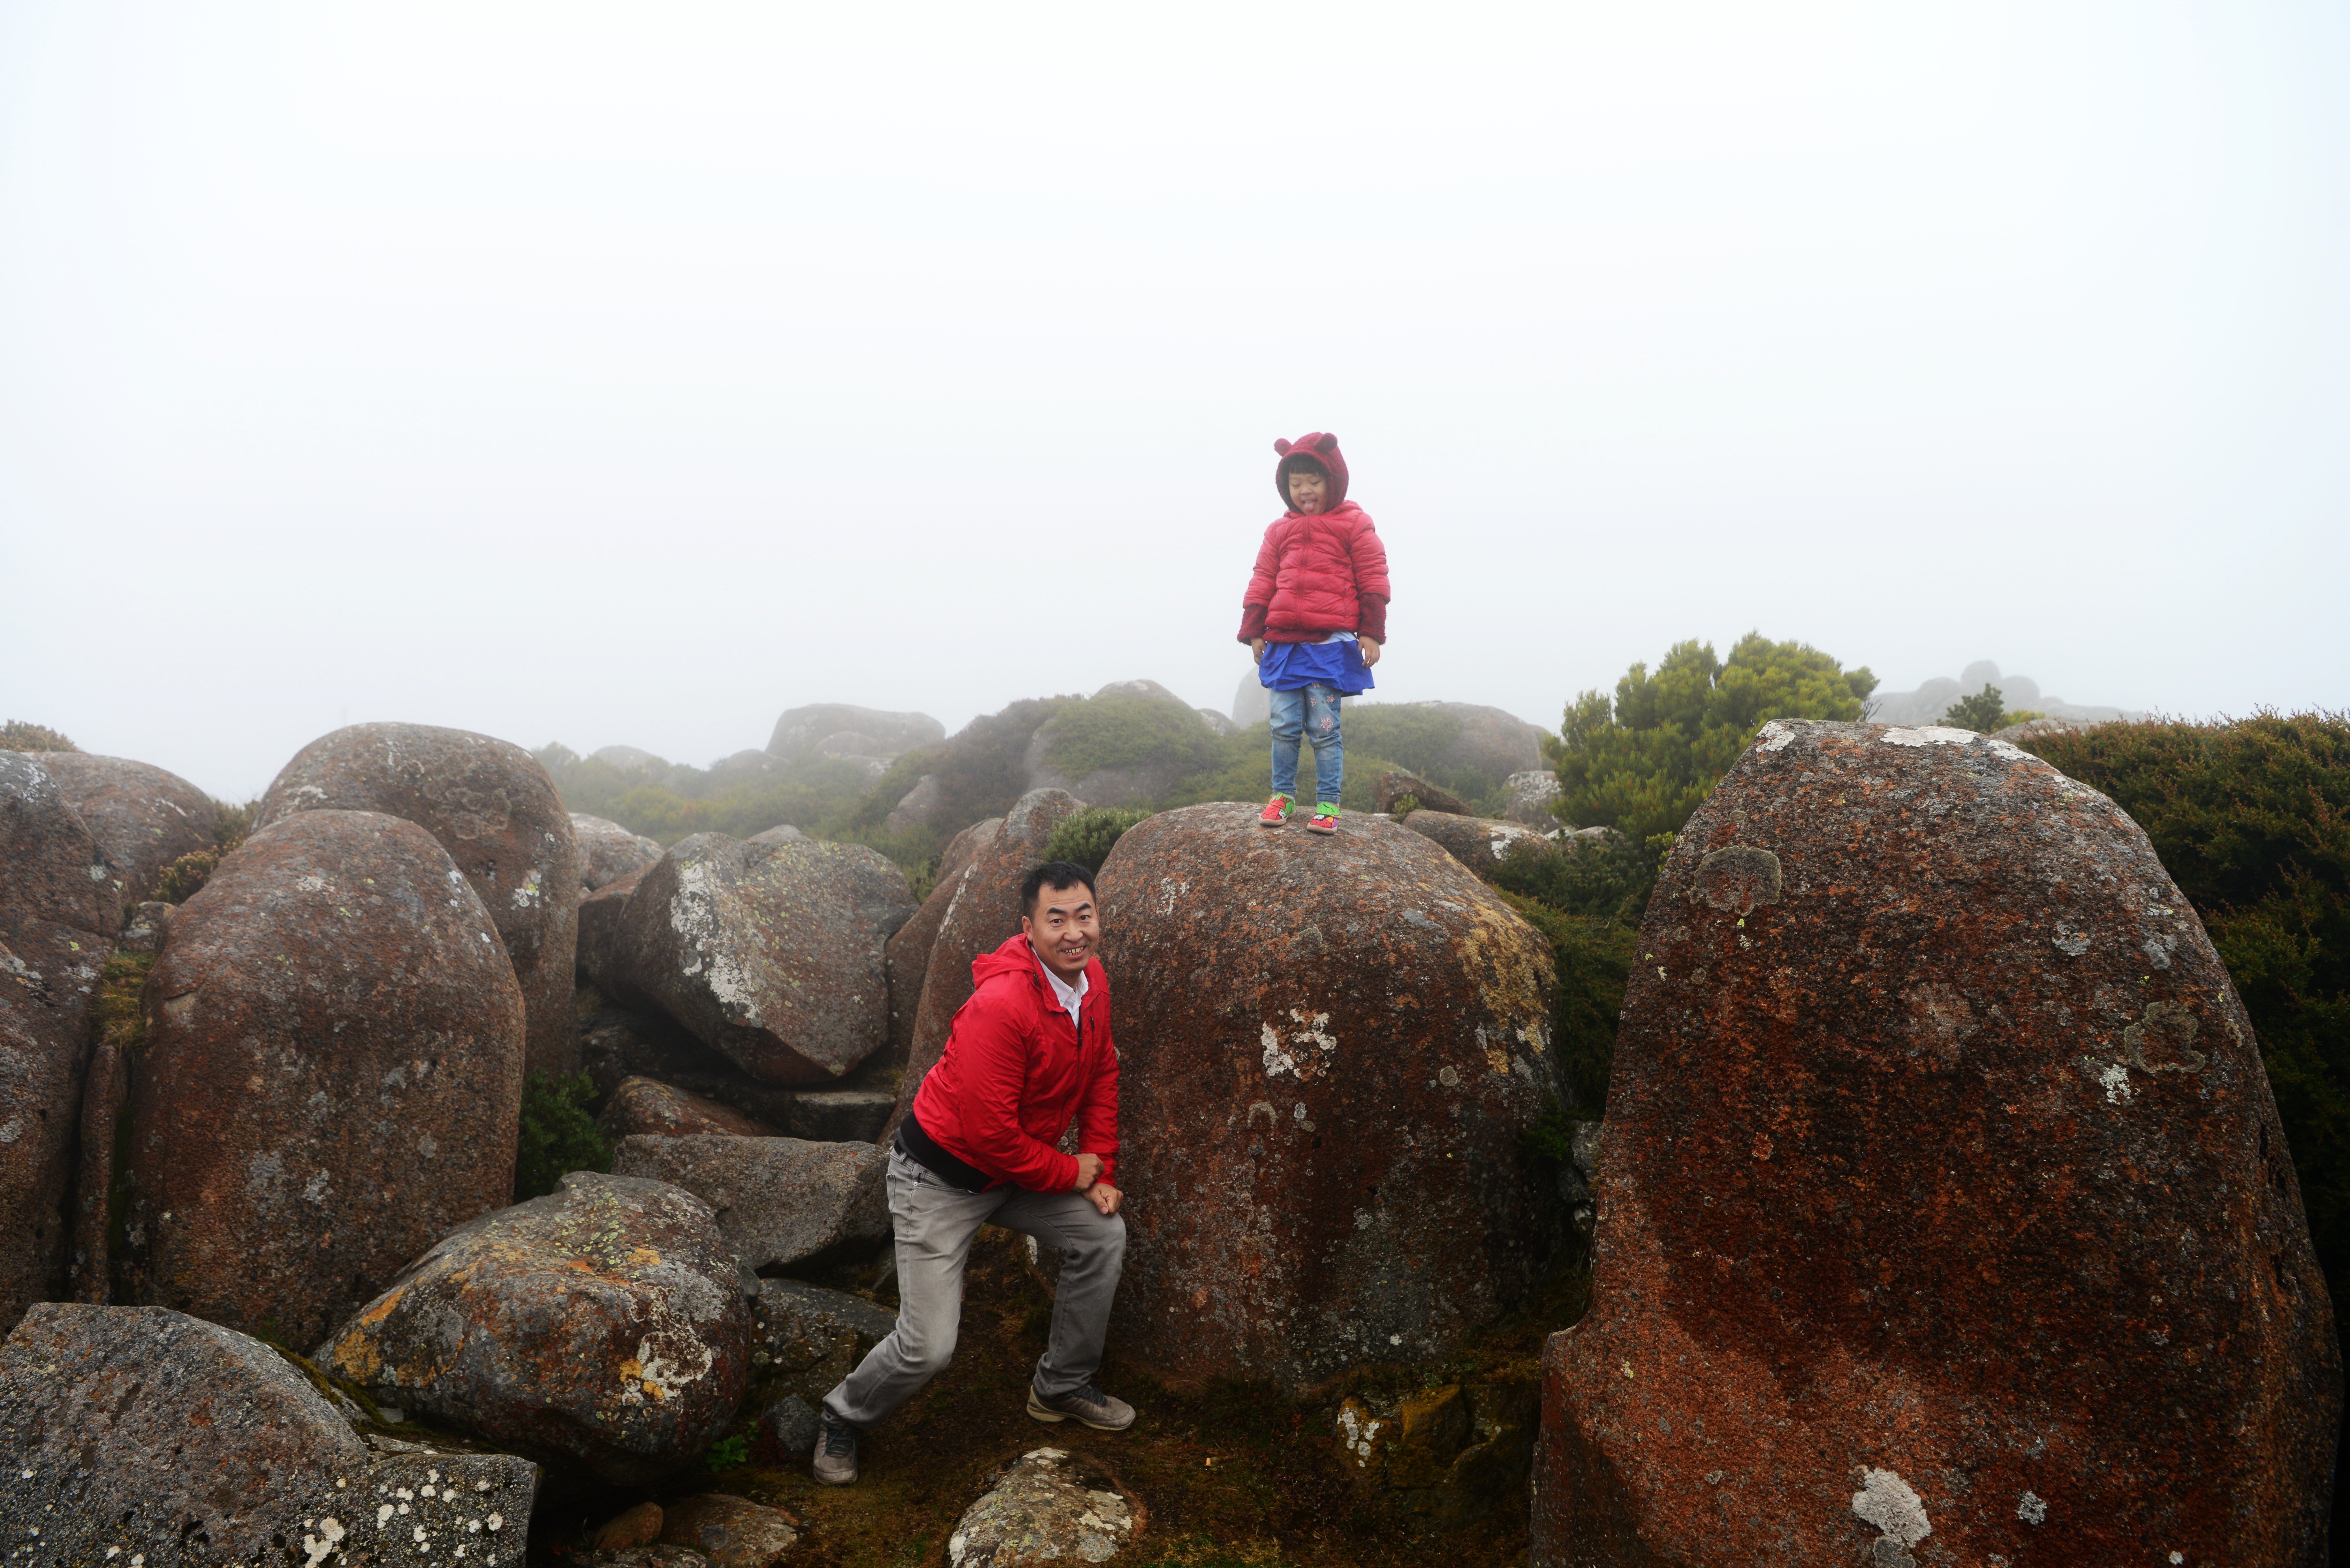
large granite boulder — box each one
[1501,769,1562,827]
[574,812,664,891]
[0,753,118,1330]
[611,836,915,1084]
[257,722,581,1080]
[614,1134,890,1273]
[320,1172,750,1485]
[117,808,527,1347]
[1095,803,1564,1391]
[0,1302,536,1563]
[883,790,1086,1142]
[30,751,216,907]
[745,1278,898,1407]
[1533,720,2339,1568]
[1422,701,1547,782]
[947,1447,1138,1566]
[882,816,1004,1072]
[767,703,944,763]
[1373,770,1468,817]
[1400,810,1556,884]
[578,1001,799,1129]
[579,864,649,987]
[601,1075,778,1139]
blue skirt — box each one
[1259,635,1375,696]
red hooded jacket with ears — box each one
[1238,432,1391,645]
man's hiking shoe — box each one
[1027,1381,1136,1432]
[1306,803,1340,835]
[813,1409,859,1485]
[1258,794,1296,827]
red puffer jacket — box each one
[1236,432,1392,644]
[911,935,1119,1192]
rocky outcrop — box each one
[1533,720,2339,1568]
[660,1494,800,1566]
[1373,770,1468,816]
[256,722,581,1081]
[745,1278,898,1407]
[601,1075,778,1139]
[1232,671,1271,731]
[1022,681,1209,806]
[574,812,664,891]
[1095,803,1564,1391]
[118,808,527,1347]
[884,773,943,834]
[948,1447,1138,1566]
[611,836,915,1084]
[30,751,216,907]
[767,704,945,764]
[883,790,1086,1142]
[578,865,649,987]
[883,816,1004,1071]
[1870,659,2145,727]
[1421,701,1547,782]
[321,1172,749,1485]
[1196,707,1240,737]
[1400,810,1555,884]
[578,1001,800,1130]
[1501,770,1561,827]
[614,1135,890,1273]
[0,1302,536,1563]
[0,753,118,1330]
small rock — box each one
[319,1172,750,1485]
[662,1493,801,1567]
[596,1500,667,1549]
[614,1135,889,1274]
[611,835,914,1084]
[758,1393,820,1455]
[28,751,217,907]
[748,823,809,844]
[603,1076,779,1139]
[1373,770,1468,817]
[747,1279,899,1406]
[1500,770,1562,827]
[583,1549,709,1568]
[1401,810,1557,883]
[575,813,664,891]
[948,1447,1137,1565]
[114,899,175,954]
[786,1087,896,1142]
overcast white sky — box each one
[2,2,2344,800]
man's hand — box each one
[1250,637,1267,665]
[1360,637,1382,668]
[1073,1152,1103,1191]
[1088,1182,1123,1217]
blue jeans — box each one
[1269,683,1344,806]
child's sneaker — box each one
[1306,803,1340,835]
[1258,794,1296,828]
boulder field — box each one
[1533,720,2339,1567]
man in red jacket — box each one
[814,861,1130,1485]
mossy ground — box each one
[529,1228,1589,1566]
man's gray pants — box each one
[823,1147,1127,1430]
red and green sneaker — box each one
[1306,803,1340,835]
[1258,793,1296,828]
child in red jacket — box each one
[1237,432,1391,835]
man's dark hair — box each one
[1021,861,1097,916]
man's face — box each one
[1286,467,1329,513]
[1023,881,1099,983]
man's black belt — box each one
[895,1106,997,1195]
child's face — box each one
[1286,467,1329,513]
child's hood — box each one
[1274,432,1350,509]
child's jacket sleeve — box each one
[1237,523,1281,642]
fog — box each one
[2,2,2344,800]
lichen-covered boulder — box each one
[602,1075,778,1139]
[1095,803,1563,1391]
[579,864,648,987]
[0,1302,536,1564]
[948,1447,1137,1566]
[745,1278,898,1407]
[320,1172,750,1485]
[1400,810,1555,884]
[614,1135,889,1274]
[1372,770,1467,817]
[1534,720,2340,1568]
[579,1001,799,1129]
[257,722,581,1080]
[883,790,1085,1142]
[660,1494,800,1566]
[1501,769,1562,827]
[116,899,175,954]
[31,751,217,907]
[0,753,118,1330]
[574,812,664,891]
[612,836,915,1084]
[882,816,1002,1072]
[117,809,525,1347]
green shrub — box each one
[2018,711,2350,1307]
[153,849,222,904]
[1500,892,1636,1114]
[0,721,77,752]
[1492,829,1660,926]
[1043,694,1224,781]
[513,1069,614,1201]
[1045,807,1153,874]
[1547,632,1877,844]
[1941,684,2008,731]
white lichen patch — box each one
[510,870,542,909]
[1880,726,1976,748]
[2098,1062,2133,1105]
[1852,1467,1930,1549]
[1755,720,1799,752]
[669,862,762,1022]
[2016,1490,2047,1524]
[1260,1009,1338,1081]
